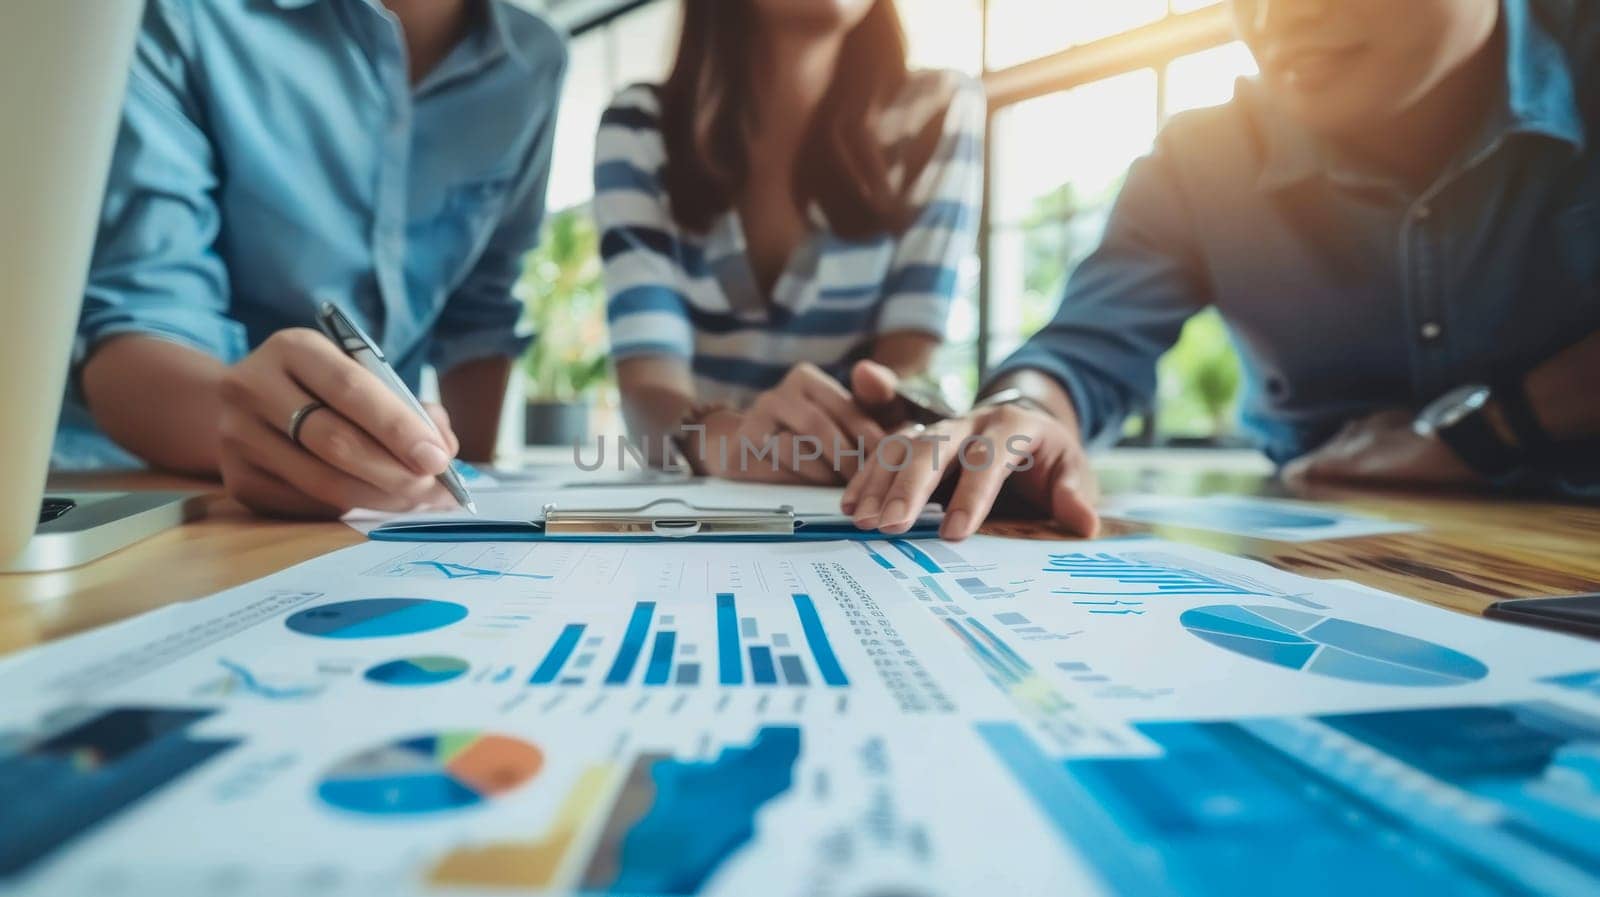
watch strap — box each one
[1435,408,1522,478]
[1493,376,1554,459]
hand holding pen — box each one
[213,304,474,519]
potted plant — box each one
[517,209,612,446]
[1156,309,1243,447]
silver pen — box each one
[316,302,478,515]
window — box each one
[986,0,1168,70]
[972,3,1259,442]
[546,2,681,213]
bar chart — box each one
[887,541,997,575]
[527,593,849,688]
[1043,552,1275,598]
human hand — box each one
[729,362,887,483]
[1281,409,1480,488]
[842,401,1100,541]
[216,329,461,518]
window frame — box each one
[974,1,1236,376]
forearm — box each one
[438,355,512,463]
[80,335,227,475]
[615,356,696,465]
[1524,329,1600,442]
[870,331,939,379]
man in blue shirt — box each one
[60,0,565,517]
[846,0,1600,540]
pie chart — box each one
[318,732,543,815]
[1126,500,1341,530]
[1180,604,1488,687]
[365,655,470,686]
[285,599,466,639]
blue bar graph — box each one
[605,602,656,685]
[1044,553,1266,597]
[778,655,809,685]
[792,593,849,686]
[748,646,777,685]
[891,540,943,573]
[863,543,895,570]
[717,593,742,685]
[530,624,586,684]
[644,631,676,686]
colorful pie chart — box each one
[285,599,466,639]
[364,655,470,686]
[318,732,543,815]
[1181,604,1488,687]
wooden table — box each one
[4,452,1599,659]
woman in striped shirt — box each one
[593,0,984,483]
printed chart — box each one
[364,656,471,687]
[527,593,847,689]
[1180,605,1489,687]
[317,732,543,815]
[285,599,468,640]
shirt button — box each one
[1420,321,1443,341]
[1413,205,1432,222]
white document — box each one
[1099,493,1423,541]
[3,535,1597,896]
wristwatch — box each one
[973,387,1051,416]
[1413,384,1522,477]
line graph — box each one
[405,561,552,581]
[366,544,551,582]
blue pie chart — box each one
[1128,501,1342,530]
[285,598,467,639]
[365,655,470,686]
[1180,604,1488,687]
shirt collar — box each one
[1255,0,1586,192]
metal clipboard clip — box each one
[541,498,799,539]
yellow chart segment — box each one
[428,765,616,889]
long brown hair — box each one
[658,0,918,240]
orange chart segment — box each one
[446,735,545,798]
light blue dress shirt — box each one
[993,0,1598,493]
[54,0,566,468]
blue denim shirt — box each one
[54,0,565,468]
[995,0,1599,485]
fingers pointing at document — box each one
[842,368,1101,542]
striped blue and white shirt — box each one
[594,71,985,405]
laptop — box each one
[0,1,194,573]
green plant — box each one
[1155,308,1242,439]
[517,209,611,403]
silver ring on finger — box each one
[287,400,327,448]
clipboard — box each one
[367,498,943,543]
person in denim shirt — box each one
[846,0,1600,540]
[59,0,565,518]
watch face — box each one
[1416,385,1492,436]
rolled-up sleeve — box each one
[876,74,986,337]
[987,130,1211,447]
[593,88,696,362]
[76,0,245,373]
[429,52,567,372]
